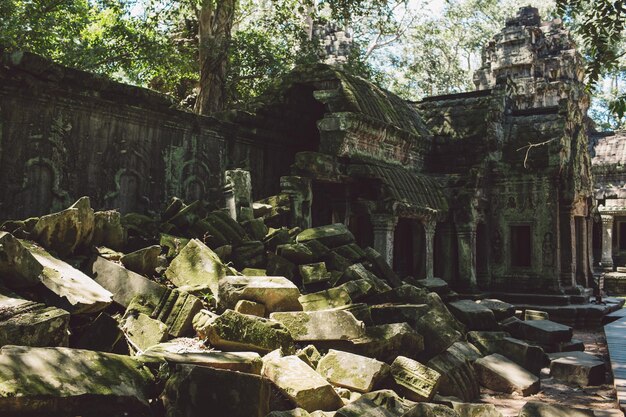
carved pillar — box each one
[224,169,253,221]
[371,214,398,268]
[457,223,477,290]
[601,214,614,271]
[280,176,312,230]
[423,218,436,279]
[578,217,589,287]
[559,207,576,288]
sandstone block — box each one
[165,238,227,296]
[270,310,365,342]
[475,299,515,321]
[296,224,355,248]
[120,245,161,276]
[235,299,267,316]
[518,402,596,417]
[194,309,294,354]
[427,350,481,402]
[0,291,69,348]
[0,346,153,414]
[141,342,263,374]
[390,356,441,402]
[92,210,125,250]
[300,262,332,285]
[317,349,390,393]
[123,311,168,352]
[348,323,425,362]
[515,320,573,344]
[32,196,94,256]
[163,364,271,417]
[474,353,539,396]
[91,255,167,308]
[447,300,498,331]
[451,403,503,417]
[219,275,302,313]
[549,351,605,386]
[263,355,343,412]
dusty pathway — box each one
[479,329,623,417]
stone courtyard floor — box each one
[481,328,623,416]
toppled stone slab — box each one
[194,309,294,354]
[447,300,498,331]
[390,356,441,402]
[0,233,112,313]
[348,323,425,362]
[159,233,190,258]
[120,245,161,276]
[271,310,365,342]
[447,341,482,363]
[370,303,429,327]
[364,247,403,288]
[414,277,449,295]
[343,264,391,294]
[467,331,548,375]
[300,262,332,286]
[414,293,465,360]
[474,353,540,396]
[335,389,417,417]
[165,238,227,296]
[263,355,343,412]
[141,342,263,374]
[410,403,460,417]
[0,291,69,347]
[549,351,605,386]
[524,309,549,321]
[475,299,515,321]
[92,210,125,250]
[123,311,168,352]
[296,224,355,248]
[91,255,167,308]
[299,286,353,311]
[32,196,95,256]
[163,363,271,417]
[235,299,266,316]
[512,319,573,345]
[219,275,302,313]
[427,350,481,402]
[317,349,390,393]
[127,288,203,337]
[24,241,112,313]
[297,344,322,369]
[518,401,596,417]
[0,345,153,414]
[365,284,429,305]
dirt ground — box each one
[479,329,624,417]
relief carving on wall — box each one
[542,232,555,267]
[492,228,503,263]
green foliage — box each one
[557,0,626,122]
[373,0,556,100]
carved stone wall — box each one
[0,52,296,219]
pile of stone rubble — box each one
[0,197,614,416]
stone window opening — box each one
[510,224,532,268]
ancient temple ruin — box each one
[0,7,597,295]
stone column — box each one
[559,208,576,288]
[457,223,477,290]
[601,214,614,271]
[280,176,312,230]
[371,214,398,268]
[225,169,253,221]
[578,217,589,287]
[423,218,436,279]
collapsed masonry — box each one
[0,189,620,416]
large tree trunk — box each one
[194,0,237,115]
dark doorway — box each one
[476,222,489,287]
[510,225,531,267]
